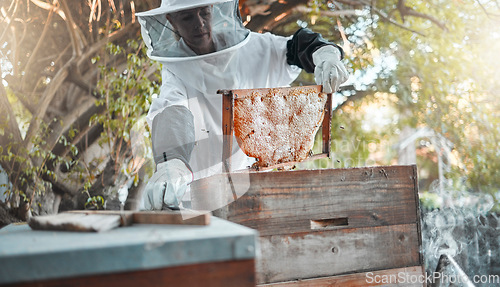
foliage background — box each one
[1,0,499,279]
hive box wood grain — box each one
[191,165,424,286]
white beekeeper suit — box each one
[136,0,348,210]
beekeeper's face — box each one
[167,6,214,54]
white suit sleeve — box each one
[147,68,195,168]
[146,68,189,128]
[259,32,302,87]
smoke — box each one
[421,179,499,284]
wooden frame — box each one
[217,85,332,171]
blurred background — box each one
[1,0,499,283]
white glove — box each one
[312,45,349,93]
[142,159,192,210]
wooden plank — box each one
[411,165,425,267]
[192,165,419,236]
[219,85,323,100]
[29,210,210,232]
[67,210,134,226]
[256,223,421,284]
[70,209,211,226]
[7,259,256,287]
[253,153,328,172]
[258,266,425,286]
[220,90,234,171]
[322,92,332,157]
[132,210,210,225]
[28,213,121,232]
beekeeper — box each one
[136,0,349,210]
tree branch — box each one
[23,63,70,151]
[0,0,19,45]
[357,0,425,36]
[334,85,371,112]
[293,6,361,18]
[67,63,98,96]
[0,83,30,196]
[30,0,66,19]
[474,0,500,19]
[0,82,23,145]
[335,0,365,7]
[21,7,54,88]
[59,0,83,57]
[246,0,306,32]
[397,0,448,31]
[12,89,38,115]
[77,21,139,67]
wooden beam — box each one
[322,92,332,157]
[132,210,210,226]
[28,213,122,232]
[256,224,421,283]
[219,89,234,172]
[258,266,425,286]
[29,210,211,232]
[9,259,256,287]
[193,165,420,236]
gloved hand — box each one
[312,45,349,93]
[142,159,193,210]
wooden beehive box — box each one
[190,165,424,286]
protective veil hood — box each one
[136,0,249,62]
